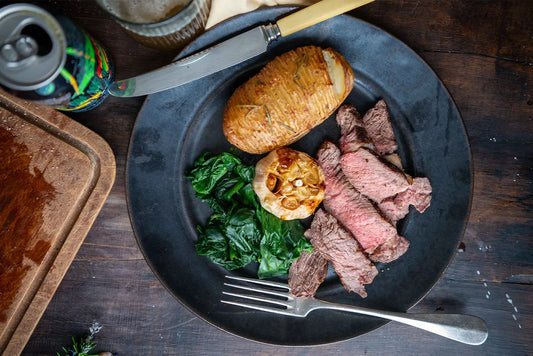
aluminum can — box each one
[0,4,114,112]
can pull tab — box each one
[1,35,38,64]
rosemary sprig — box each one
[235,104,261,109]
[293,79,306,91]
[263,105,273,129]
[276,121,296,132]
[294,52,308,79]
[57,322,105,356]
[237,94,262,118]
[293,52,308,90]
[245,93,258,106]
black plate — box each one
[126,7,472,345]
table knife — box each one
[108,0,374,97]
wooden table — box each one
[17,1,531,355]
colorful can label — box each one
[47,16,114,111]
[0,4,113,112]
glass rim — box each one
[96,0,200,29]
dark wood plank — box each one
[10,0,533,354]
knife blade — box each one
[108,0,374,97]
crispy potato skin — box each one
[223,46,354,154]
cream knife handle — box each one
[277,0,374,37]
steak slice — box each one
[336,105,373,153]
[340,147,411,203]
[317,140,407,257]
[362,99,398,155]
[289,250,328,298]
[305,209,378,297]
[395,177,432,213]
[369,233,410,263]
[377,177,433,225]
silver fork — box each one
[221,275,488,345]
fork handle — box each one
[310,300,488,345]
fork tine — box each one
[221,300,300,317]
[222,291,291,308]
[225,275,291,291]
[224,282,292,299]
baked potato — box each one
[253,147,325,220]
[223,46,354,154]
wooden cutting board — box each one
[0,89,115,355]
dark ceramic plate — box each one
[126,7,471,345]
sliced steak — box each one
[289,250,328,298]
[340,147,411,203]
[396,177,432,213]
[369,234,410,263]
[376,197,409,225]
[362,99,398,155]
[336,105,373,153]
[317,140,407,258]
[377,177,433,225]
[305,209,378,297]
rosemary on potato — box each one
[293,52,308,90]
[235,104,261,119]
[235,104,261,109]
[294,52,308,78]
[263,105,273,129]
[277,121,296,132]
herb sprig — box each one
[293,52,308,90]
[57,322,115,356]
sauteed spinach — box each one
[188,151,312,278]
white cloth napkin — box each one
[205,0,317,29]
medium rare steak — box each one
[361,99,398,155]
[336,105,372,153]
[395,177,432,212]
[288,250,328,298]
[305,209,378,297]
[340,148,411,203]
[378,177,433,225]
[317,140,407,257]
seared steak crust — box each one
[305,209,378,297]
[361,99,398,155]
[369,234,410,263]
[289,250,328,298]
[337,105,372,153]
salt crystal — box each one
[512,314,517,321]
[507,298,513,304]
[514,306,518,312]
[487,291,490,295]
[485,295,489,299]
[483,282,487,287]
[506,293,510,299]
[519,324,522,329]
[476,270,480,275]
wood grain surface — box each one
[5,0,530,355]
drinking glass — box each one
[95,0,211,50]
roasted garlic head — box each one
[253,148,325,220]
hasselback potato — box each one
[223,46,354,154]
